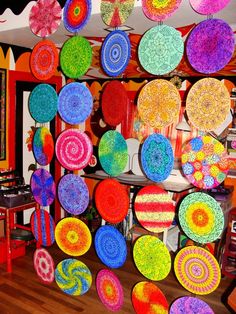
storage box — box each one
[0,237,26,263]
[0,192,33,208]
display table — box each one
[0,201,38,272]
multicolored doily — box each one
[63,0,92,33]
[29,84,58,123]
[33,127,54,166]
[31,209,55,246]
[57,174,89,215]
[182,135,229,189]
[169,296,214,314]
[133,235,171,281]
[30,168,56,206]
[137,79,181,128]
[55,258,92,295]
[134,185,175,233]
[60,36,92,78]
[30,40,59,81]
[96,269,124,311]
[178,192,224,244]
[95,178,129,224]
[55,128,93,171]
[94,225,127,268]
[55,217,92,256]
[33,248,55,284]
[190,0,231,15]
[174,246,221,295]
[142,0,182,21]
[29,0,62,37]
[58,82,93,125]
[101,80,128,127]
[186,19,235,74]
[138,25,184,75]
[98,130,128,177]
[132,281,168,314]
[141,133,174,182]
[101,30,131,77]
[186,78,231,132]
[100,0,135,27]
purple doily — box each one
[186,19,235,74]
[58,174,89,215]
[30,169,56,206]
[170,296,214,314]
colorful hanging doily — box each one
[142,0,182,21]
[30,40,59,81]
[101,30,131,77]
[94,225,127,268]
[95,178,129,224]
[29,0,62,37]
[134,185,175,233]
[137,79,181,128]
[100,0,135,27]
[55,217,92,256]
[189,0,231,15]
[182,135,229,189]
[58,82,93,125]
[63,0,92,33]
[178,192,224,244]
[101,80,128,127]
[33,248,55,284]
[133,235,171,281]
[31,209,55,246]
[33,127,54,166]
[141,133,174,182]
[169,296,214,314]
[29,84,58,123]
[132,281,168,314]
[174,246,221,295]
[30,168,56,206]
[138,25,184,75]
[55,259,92,295]
[60,36,92,78]
[55,128,93,171]
[57,173,89,215]
[186,78,231,132]
[98,130,128,177]
[96,269,124,311]
[186,19,235,74]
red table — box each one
[0,201,38,272]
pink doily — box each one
[190,0,231,15]
[29,0,62,38]
[33,248,54,284]
[55,129,93,171]
[96,269,124,311]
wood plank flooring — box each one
[0,242,234,314]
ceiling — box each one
[0,0,235,49]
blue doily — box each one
[101,30,131,77]
[94,225,127,268]
[58,174,89,215]
[58,82,93,125]
[29,84,58,123]
[141,133,174,182]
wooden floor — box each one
[0,242,235,314]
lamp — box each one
[176,110,191,132]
